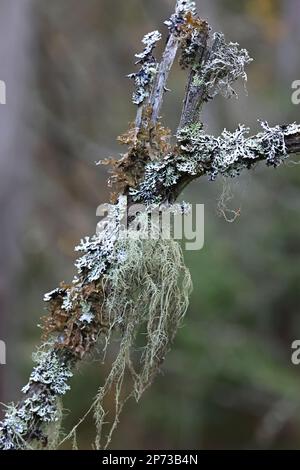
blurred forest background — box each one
[0,0,300,449]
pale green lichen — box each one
[165,0,197,33]
[130,122,300,204]
[61,213,192,449]
[177,121,300,179]
[128,31,161,105]
[193,32,252,99]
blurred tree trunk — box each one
[0,0,33,412]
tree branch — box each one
[149,34,179,125]
[134,0,185,131]
[179,25,210,128]
[128,123,300,206]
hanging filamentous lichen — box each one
[0,0,299,451]
[61,212,192,449]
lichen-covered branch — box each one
[179,30,252,128]
[130,122,300,205]
[178,23,210,129]
[0,0,299,451]
[148,0,197,125]
[130,0,196,131]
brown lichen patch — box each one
[42,281,109,359]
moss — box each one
[128,31,161,106]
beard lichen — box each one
[0,207,192,450]
[61,214,192,449]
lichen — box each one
[0,349,73,450]
[193,32,252,99]
[130,122,300,204]
[128,31,161,105]
[177,13,210,69]
[79,301,94,324]
[24,349,73,395]
[41,197,130,359]
[61,213,192,450]
[180,27,205,68]
[44,288,66,303]
[178,121,300,179]
[254,121,300,167]
[165,0,197,34]
[134,31,161,63]
[74,196,127,283]
[129,156,180,205]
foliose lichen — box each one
[134,30,161,63]
[130,122,300,204]
[44,288,66,303]
[128,30,161,105]
[254,121,300,167]
[164,0,197,34]
[79,301,94,324]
